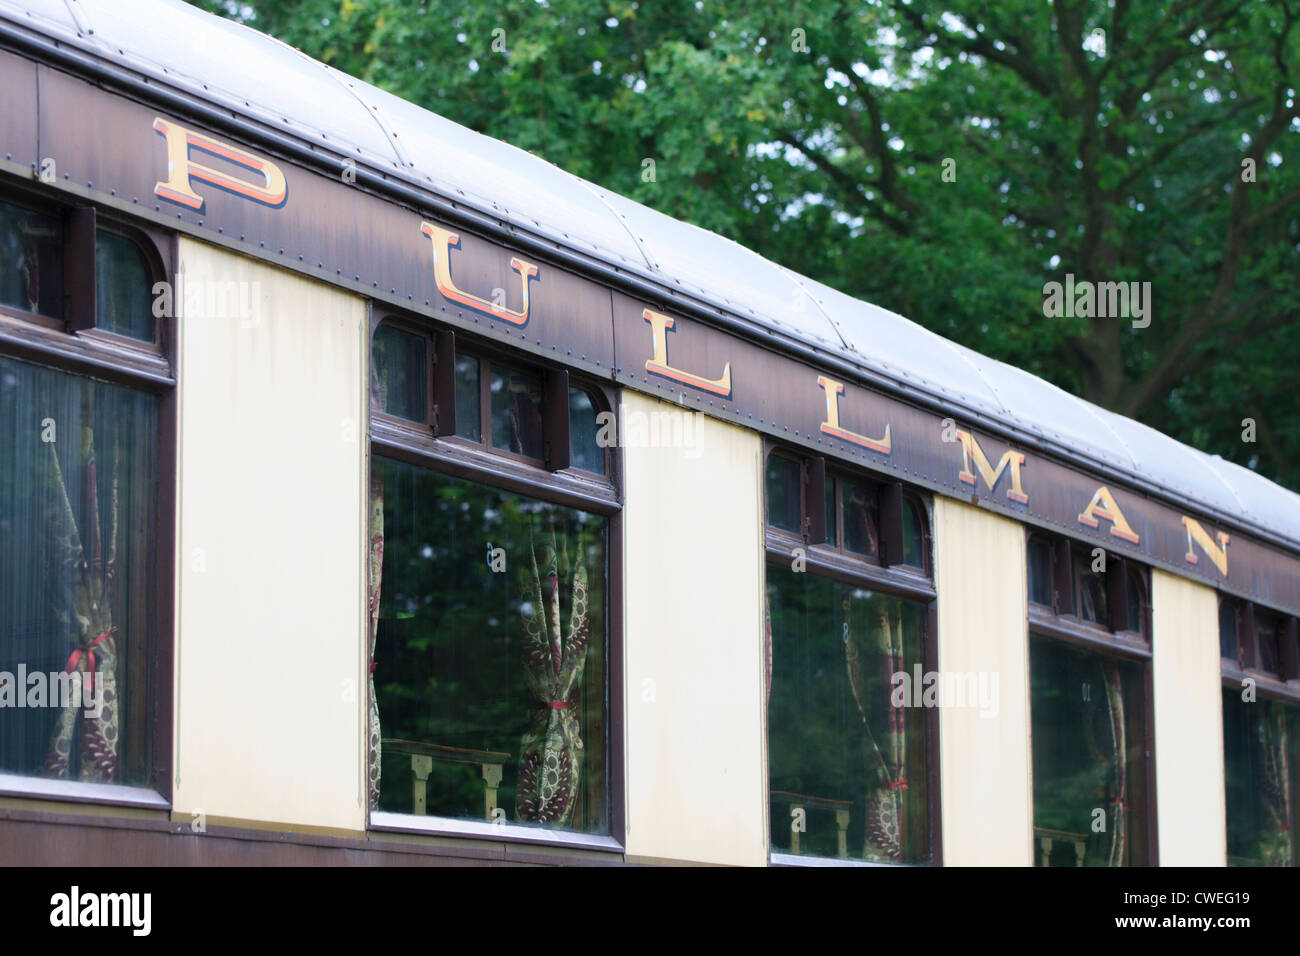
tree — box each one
[192,0,1300,490]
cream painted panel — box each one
[621,392,766,865]
[1151,569,1226,865]
[933,498,1032,865]
[173,238,366,832]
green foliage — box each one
[193,0,1300,490]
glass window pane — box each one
[370,325,426,422]
[902,499,923,568]
[1223,692,1296,866]
[371,457,608,833]
[1076,552,1108,624]
[1219,603,1237,660]
[842,480,878,557]
[765,454,801,533]
[95,231,154,341]
[0,355,156,785]
[1027,536,1052,606]
[1257,615,1281,675]
[490,363,544,459]
[0,200,62,318]
[1029,635,1148,865]
[568,387,605,475]
[455,353,480,441]
[767,564,930,863]
[1125,568,1144,634]
[824,476,836,546]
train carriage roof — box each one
[5,0,1299,550]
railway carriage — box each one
[0,0,1297,867]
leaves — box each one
[194,0,1300,488]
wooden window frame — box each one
[366,308,624,854]
[1220,597,1300,707]
[1024,529,1158,866]
[0,184,176,810]
[762,441,941,867]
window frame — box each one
[365,307,625,853]
[0,183,176,809]
[1024,529,1157,865]
[761,441,941,867]
[1219,597,1300,706]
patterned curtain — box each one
[1083,658,1128,865]
[43,383,120,782]
[366,476,384,810]
[844,597,907,863]
[1256,704,1294,866]
[516,522,589,826]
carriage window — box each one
[369,456,609,833]
[454,352,480,441]
[841,479,879,558]
[1027,535,1053,606]
[371,324,427,422]
[95,231,155,342]
[1222,691,1297,866]
[1256,613,1282,677]
[489,361,545,460]
[1075,547,1109,625]
[763,444,935,864]
[1029,636,1150,866]
[568,387,605,476]
[767,565,929,863]
[902,499,924,569]
[0,199,62,318]
[765,454,801,534]
[0,197,164,796]
[1220,601,1239,661]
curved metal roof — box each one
[9,0,1300,550]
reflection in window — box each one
[767,564,929,863]
[490,362,544,459]
[1223,691,1296,866]
[902,499,923,568]
[0,355,156,785]
[370,325,426,422]
[841,480,878,557]
[370,457,607,833]
[1029,635,1148,865]
[1076,552,1108,624]
[765,454,801,534]
[1220,603,1238,661]
[454,352,480,441]
[0,200,62,318]
[1027,536,1052,606]
[1125,568,1144,633]
[95,231,154,342]
[1257,615,1281,675]
[568,388,605,475]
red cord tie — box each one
[369,661,377,673]
[64,632,110,692]
[548,701,570,710]
[886,778,909,790]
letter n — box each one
[1183,517,1230,577]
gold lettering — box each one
[956,430,1027,503]
[153,117,288,213]
[816,376,891,454]
[1183,517,1230,577]
[642,309,732,397]
[421,222,538,326]
[1077,485,1140,543]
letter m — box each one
[956,430,1028,503]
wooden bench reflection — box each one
[383,738,510,820]
[771,790,854,857]
[1034,826,1089,866]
